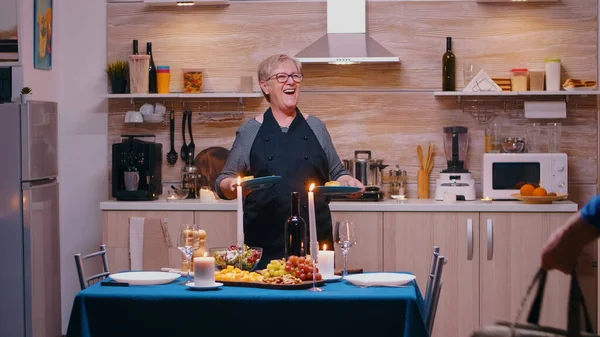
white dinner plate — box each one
[344,273,416,287]
[109,271,181,285]
[185,282,223,290]
[323,275,342,283]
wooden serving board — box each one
[219,279,326,290]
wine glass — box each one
[334,221,356,278]
[177,224,199,284]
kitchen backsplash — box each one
[107,0,598,207]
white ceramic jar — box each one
[545,58,561,91]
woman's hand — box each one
[219,177,252,200]
[336,175,365,199]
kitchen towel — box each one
[129,217,145,271]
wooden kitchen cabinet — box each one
[194,211,236,250]
[330,212,384,272]
[478,212,596,331]
[102,211,194,271]
[383,212,480,337]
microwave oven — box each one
[482,153,568,200]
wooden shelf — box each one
[434,90,600,97]
[104,92,262,103]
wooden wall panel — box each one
[107,0,598,205]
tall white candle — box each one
[194,253,215,286]
[316,244,334,278]
[308,183,318,263]
[237,176,244,247]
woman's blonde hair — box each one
[257,54,303,102]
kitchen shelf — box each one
[104,92,262,103]
[434,90,600,125]
[434,90,600,102]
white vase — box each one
[21,94,32,104]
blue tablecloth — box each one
[67,272,429,337]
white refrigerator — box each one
[0,101,61,337]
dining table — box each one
[66,272,430,337]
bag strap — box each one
[522,268,594,336]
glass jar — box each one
[389,166,408,198]
[510,68,529,92]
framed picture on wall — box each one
[34,0,52,70]
[0,0,19,63]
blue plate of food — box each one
[238,176,281,191]
[314,183,362,196]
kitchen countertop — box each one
[100,198,578,213]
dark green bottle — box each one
[442,37,456,91]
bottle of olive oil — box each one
[442,37,456,91]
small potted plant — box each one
[20,87,32,104]
[105,60,128,94]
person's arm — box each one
[306,116,365,198]
[541,195,600,273]
[215,122,257,200]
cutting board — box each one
[194,146,230,191]
[219,279,326,290]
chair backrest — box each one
[74,244,110,290]
[425,254,447,335]
[423,246,440,315]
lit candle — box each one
[167,195,177,202]
[194,252,215,286]
[200,187,216,203]
[481,197,493,203]
[237,177,244,247]
[308,183,318,263]
[316,244,334,278]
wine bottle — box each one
[147,42,157,93]
[284,192,307,258]
[442,37,456,91]
[132,40,138,55]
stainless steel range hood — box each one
[294,0,399,65]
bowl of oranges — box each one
[511,183,568,204]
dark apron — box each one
[244,108,333,270]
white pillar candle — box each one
[194,255,215,286]
[200,187,216,203]
[236,177,244,247]
[308,183,319,263]
[316,244,334,278]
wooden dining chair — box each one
[74,244,111,290]
[423,246,447,336]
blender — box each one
[434,126,476,201]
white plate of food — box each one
[108,271,181,285]
[344,273,416,288]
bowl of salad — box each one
[209,245,263,271]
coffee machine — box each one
[434,126,476,201]
[112,135,162,201]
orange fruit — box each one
[520,184,535,196]
[533,187,548,197]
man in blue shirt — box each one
[542,195,600,273]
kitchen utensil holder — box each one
[417,169,429,199]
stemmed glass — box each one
[334,221,357,279]
[177,224,199,284]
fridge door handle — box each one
[22,179,58,190]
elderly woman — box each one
[215,54,364,268]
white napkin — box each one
[463,69,502,92]
[129,217,145,271]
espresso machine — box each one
[434,126,476,201]
[112,135,162,201]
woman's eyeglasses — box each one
[266,73,304,83]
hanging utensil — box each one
[187,110,195,159]
[180,111,188,162]
[166,111,178,166]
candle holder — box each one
[307,258,322,292]
[481,197,493,203]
